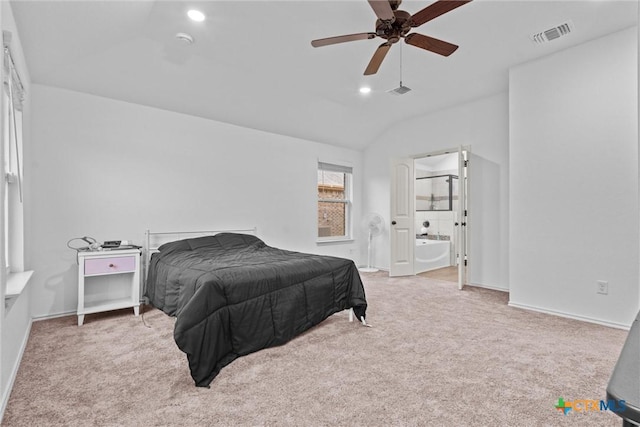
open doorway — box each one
[389,148,468,288]
[414,152,460,284]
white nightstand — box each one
[77,248,141,326]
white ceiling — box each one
[10,0,639,151]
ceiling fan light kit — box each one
[311,0,472,75]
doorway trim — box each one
[390,146,470,288]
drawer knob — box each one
[109,263,115,268]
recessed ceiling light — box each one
[187,9,205,22]
[359,87,371,94]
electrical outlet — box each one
[597,280,609,295]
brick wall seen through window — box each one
[317,163,351,240]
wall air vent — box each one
[531,21,574,44]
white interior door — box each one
[457,147,468,290]
[389,158,414,277]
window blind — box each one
[3,31,25,112]
[3,31,24,203]
[318,162,353,174]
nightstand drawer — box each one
[84,256,136,275]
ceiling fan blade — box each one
[364,42,392,75]
[411,0,472,27]
[368,0,395,21]
[311,32,377,48]
[405,33,458,56]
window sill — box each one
[316,238,354,245]
[6,270,34,299]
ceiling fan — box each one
[311,0,472,75]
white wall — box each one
[363,93,510,290]
[509,27,638,327]
[1,1,32,418]
[1,287,30,415]
[28,85,364,318]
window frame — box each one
[317,161,353,243]
[3,84,23,273]
[3,40,29,310]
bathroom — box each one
[414,153,460,276]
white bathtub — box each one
[415,239,451,273]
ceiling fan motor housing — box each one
[376,10,413,43]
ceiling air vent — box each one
[531,21,574,44]
[387,84,412,96]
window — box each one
[3,68,23,272]
[3,35,29,307]
[317,162,352,241]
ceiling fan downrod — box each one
[389,43,411,95]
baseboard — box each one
[361,271,509,292]
[0,317,33,424]
[467,282,509,292]
[31,310,75,322]
[508,301,631,330]
[358,266,389,272]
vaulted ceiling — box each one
[11,0,638,150]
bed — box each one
[143,229,368,387]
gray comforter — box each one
[145,233,367,387]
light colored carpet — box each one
[417,266,459,282]
[3,272,628,426]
